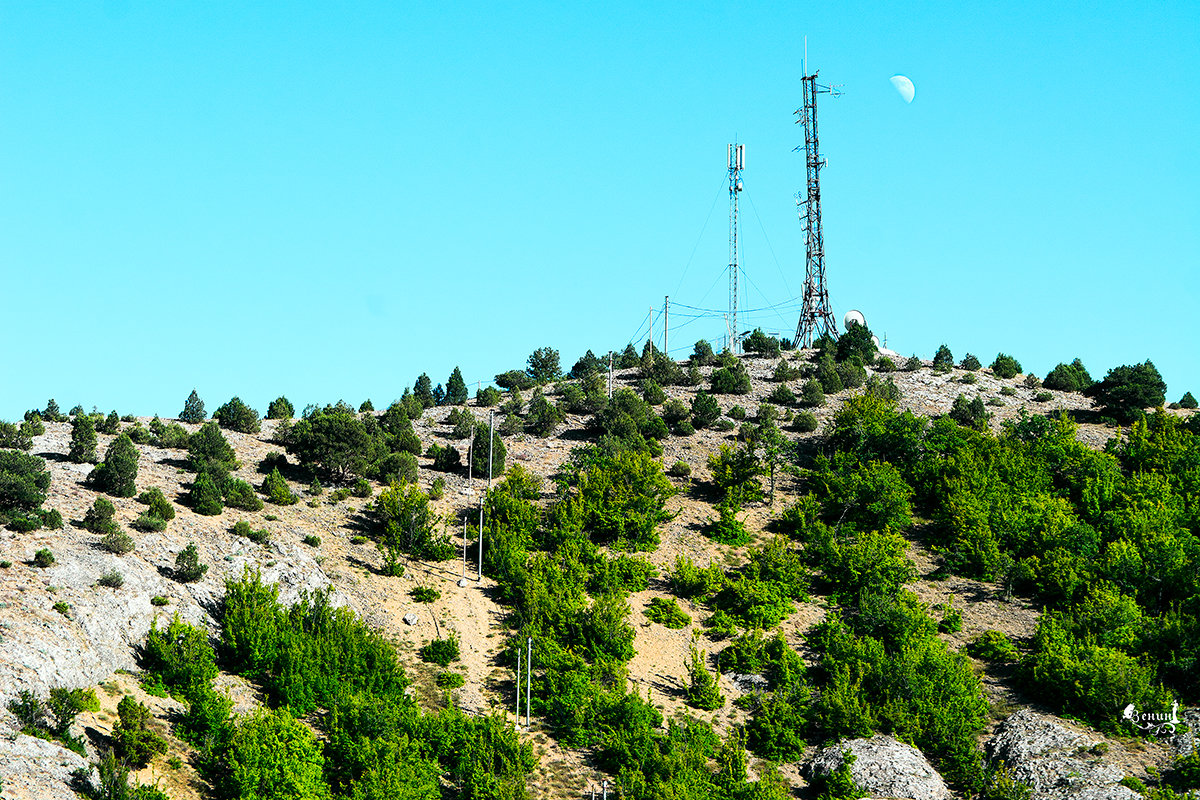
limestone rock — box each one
[403,612,419,625]
[987,709,1136,800]
[0,730,88,800]
[807,735,950,800]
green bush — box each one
[525,390,565,436]
[84,496,119,534]
[669,555,725,600]
[436,671,466,689]
[1035,391,1053,402]
[151,596,170,607]
[686,645,724,710]
[97,410,121,434]
[133,512,167,532]
[429,476,445,499]
[1179,391,1197,410]
[766,384,795,406]
[960,354,982,371]
[690,391,721,428]
[932,345,954,372]
[904,355,923,371]
[68,415,98,464]
[667,460,691,478]
[411,586,440,603]
[711,359,751,394]
[744,328,781,356]
[223,478,264,511]
[88,434,139,497]
[374,482,451,568]
[98,570,125,588]
[990,353,1022,379]
[101,530,135,554]
[1000,386,1017,396]
[476,386,502,407]
[112,695,167,767]
[261,468,298,505]
[214,396,261,434]
[420,634,461,666]
[266,396,294,419]
[645,597,690,629]
[966,630,1019,662]
[949,394,991,431]
[189,472,224,516]
[34,548,54,567]
[1086,360,1167,423]
[179,390,206,424]
[469,422,506,478]
[175,543,208,583]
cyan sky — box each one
[2,2,1196,419]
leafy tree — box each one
[1086,360,1167,423]
[413,373,435,408]
[570,349,604,378]
[799,379,826,408]
[494,369,534,391]
[0,421,33,451]
[691,391,721,429]
[42,399,66,423]
[138,487,175,521]
[525,390,565,436]
[214,396,262,434]
[991,353,1022,379]
[960,353,982,371]
[836,323,876,365]
[555,448,675,551]
[469,422,506,478]
[686,645,724,710]
[97,410,121,434]
[743,328,781,357]
[374,482,448,569]
[266,396,295,419]
[189,472,224,515]
[175,542,208,582]
[949,394,991,431]
[286,408,372,482]
[0,450,51,516]
[359,399,374,413]
[112,696,167,768]
[932,344,954,372]
[904,355,922,371]
[617,343,640,368]
[708,444,763,506]
[691,339,716,366]
[527,347,562,384]
[711,359,752,394]
[89,434,139,497]
[262,468,298,505]
[1181,391,1198,409]
[84,496,119,534]
[445,366,469,405]
[188,422,238,478]
[227,707,328,800]
[179,390,206,423]
[816,353,844,394]
[476,386,501,407]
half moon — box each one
[890,75,915,104]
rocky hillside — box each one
[1,347,1197,800]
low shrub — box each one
[151,596,170,606]
[667,461,691,478]
[174,543,207,583]
[429,476,445,499]
[34,548,54,567]
[100,530,135,554]
[793,412,818,433]
[133,513,167,532]
[98,570,125,589]
[53,601,70,616]
[645,597,691,629]
[436,671,465,689]
[302,534,321,547]
[1035,391,1053,402]
[966,630,1019,662]
[419,635,460,666]
[411,586,440,603]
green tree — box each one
[0,450,51,516]
[286,409,372,482]
[691,339,716,365]
[68,414,98,464]
[414,373,435,408]
[112,696,167,768]
[138,487,176,521]
[686,644,725,710]
[98,410,121,434]
[214,396,262,434]
[89,434,139,497]
[691,391,721,429]
[175,542,208,582]
[932,344,954,372]
[570,349,604,378]
[525,390,564,436]
[836,324,877,365]
[228,707,328,800]
[1043,359,1093,393]
[743,328,781,356]
[374,482,447,569]
[189,472,224,515]
[991,353,1023,379]
[469,422,506,478]
[949,394,991,431]
[445,366,469,405]
[266,396,295,419]
[711,359,752,394]
[526,346,562,384]
[42,398,66,423]
[1181,391,1198,409]
[262,468,298,505]
[1087,361,1167,423]
[84,496,119,534]
[960,353,982,371]
[188,422,238,478]
[179,390,206,424]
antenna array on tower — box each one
[793,72,841,348]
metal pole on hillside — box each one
[515,645,522,724]
[664,295,669,356]
[525,636,532,728]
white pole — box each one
[525,636,532,728]
[664,295,669,356]
[608,352,613,398]
[462,515,467,578]
[515,646,521,723]
[487,410,494,488]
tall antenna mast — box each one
[794,68,841,348]
[727,142,744,354]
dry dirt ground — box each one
[1,352,1192,799]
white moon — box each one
[890,75,915,103]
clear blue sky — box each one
[2,1,1197,419]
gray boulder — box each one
[987,709,1136,800]
[808,735,950,800]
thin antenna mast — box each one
[727,142,744,353]
[793,64,841,347]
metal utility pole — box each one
[727,143,744,354]
[525,636,532,728]
[648,306,654,354]
[794,70,841,348]
[462,515,467,578]
[515,646,522,723]
[607,352,613,398]
[663,295,669,356]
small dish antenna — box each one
[844,309,866,328]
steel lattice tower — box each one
[727,143,744,354]
[794,72,841,348]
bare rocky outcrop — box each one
[807,735,950,800]
[0,729,88,800]
[987,709,1136,800]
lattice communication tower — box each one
[727,143,744,354]
[793,72,841,347]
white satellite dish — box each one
[844,309,866,328]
